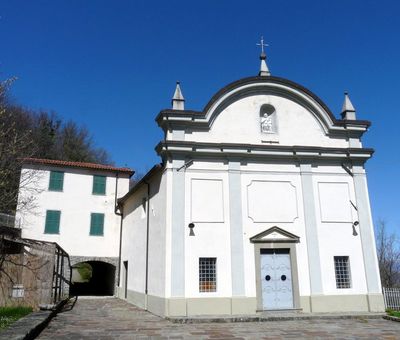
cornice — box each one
[156,140,374,162]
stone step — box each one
[167,312,385,324]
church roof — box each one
[117,163,164,206]
[22,158,134,176]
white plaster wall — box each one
[184,171,232,298]
[186,95,348,148]
[176,159,370,300]
[120,170,167,296]
[164,168,173,297]
[120,185,148,292]
[241,168,311,297]
[313,174,368,294]
[147,171,167,297]
[18,165,130,258]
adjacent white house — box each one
[16,158,133,295]
[115,52,384,316]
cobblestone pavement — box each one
[38,297,400,339]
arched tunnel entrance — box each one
[70,261,116,296]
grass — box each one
[386,309,400,318]
[0,306,33,330]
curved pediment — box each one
[203,76,336,134]
[156,76,370,139]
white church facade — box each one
[115,53,384,316]
[14,50,385,316]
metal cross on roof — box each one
[256,36,269,54]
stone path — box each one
[38,297,400,339]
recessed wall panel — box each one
[247,180,298,222]
[191,179,224,222]
[318,182,352,223]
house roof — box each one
[117,163,164,206]
[22,158,134,176]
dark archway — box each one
[70,261,116,296]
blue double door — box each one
[260,249,294,310]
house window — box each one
[44,210,61,234]
[49,171,64,191]
[92,175,106,195]
[334,256,351,289]
[199,257,216,292]
[90,213,104,236]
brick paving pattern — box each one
[38,297,400,339]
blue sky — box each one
[1,0,399,232]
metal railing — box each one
[52,243,72,304]
[0,213,20,228]
[383,287,400,310]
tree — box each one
[0,79,41,215]
[375,219,400,288]
[0,77,113,215]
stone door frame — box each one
[250,226,301,311]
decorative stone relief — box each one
[260,104,277,134]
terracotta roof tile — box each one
[22,158,134,176]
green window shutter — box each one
[92,175,106,195]
[90,213,104,236]
[44,210,61,234]
[49,171,64,191]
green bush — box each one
[75,263,93,282]
[0,306,32,330]
[386,309,400,317]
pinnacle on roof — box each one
[341,92,356,120]
[172,81,185,110]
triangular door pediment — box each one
[250,226,300,243]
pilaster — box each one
[300,164,323,296]
[352,165,382,293]
[228,161,245,296]
[170,159,186,296]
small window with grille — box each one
[199,257,216,292]
[334,256,351,289]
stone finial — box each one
[259,52,271,76]
[341,92,356,120]
[172,81,185,110]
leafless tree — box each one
[375,219,400,288]
[0,236,47,283]
[0,78,42,216]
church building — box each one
[115,47,384,316]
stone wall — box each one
[0,242,55,309]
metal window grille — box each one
[334,256,351,289]
[199,257,216,292]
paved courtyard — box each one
[38,297,400,339]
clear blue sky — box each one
[1,0,399,232]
